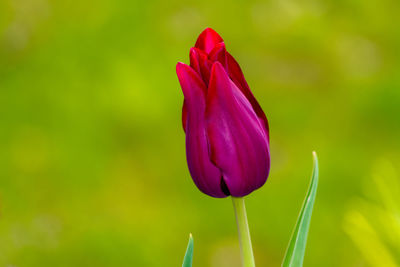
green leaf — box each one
[282,151,319,267]
[182,233,194,267]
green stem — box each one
[232,197,256,267]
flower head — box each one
[177,28,270,198]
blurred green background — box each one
[1,0,400,266]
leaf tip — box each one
[312,151,317,158]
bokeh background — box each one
[1,0,400,266]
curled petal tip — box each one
[199,27,216,34]
[189,47,196,54]
[176,62,207,100]
[176,62,186,70]
[201,27,219,36]
[210,61,226,79]
[195,28,224,54]
[176,62,186,74]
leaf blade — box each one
[182,234,194,267]
[282,151,319,267]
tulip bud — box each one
[176,28,270,198]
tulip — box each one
[176,28,270,198]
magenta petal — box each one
[226,52,269,139]
[189,48,201,77]
[182,100,187,132]
[208,42,227,68]
[205,62,270,197]
[190,48,212,86]
[198,53,212,86]
[176,63,228,198]
[195,28,224,54]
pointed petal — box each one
[198,52,212,86]
[226,52,269,139]
[205,62,270,197]
[195,28,224,54]
[190,48,212,86]
[176,63,228,198]
[189,48,201,76]
[208,42,227,68]
[176,62,206,98]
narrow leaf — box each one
[282,151,319,267]
[182,233,194,267]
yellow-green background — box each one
[1,0,400,266]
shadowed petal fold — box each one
[189,48,201,77]
[205,62,270,197]
[176,63,227,198]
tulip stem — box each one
[232,197,256,267]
